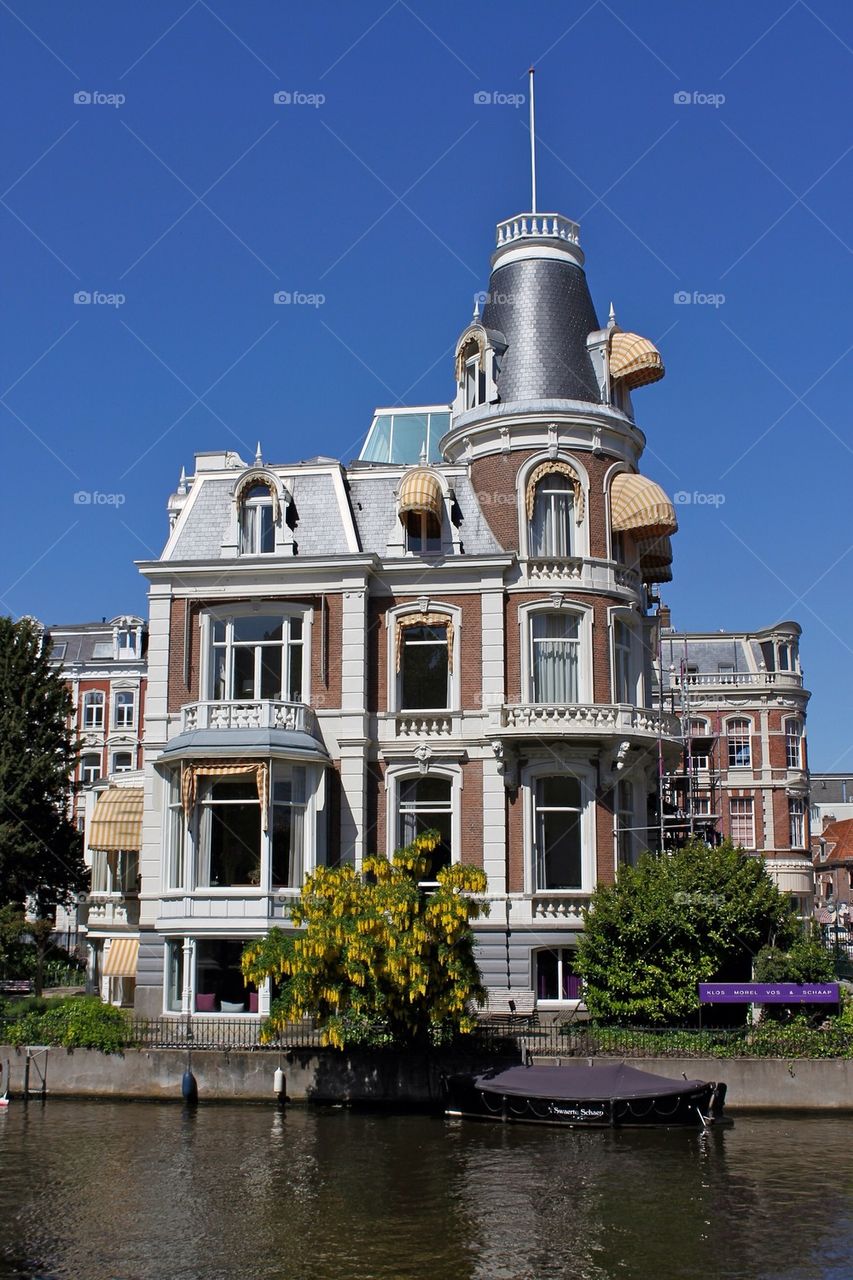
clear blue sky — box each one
[1,1,851,768]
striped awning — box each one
[103,936,139,978]
[610,473,678,537]
[181,761,269,830]
[636,534,673,567]
[609,331,664,389]
[641,561,673,584]
[398,469,443,519]
[89,787,143,852]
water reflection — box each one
[0,1103,851,1280]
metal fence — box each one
[126,1016,323,1051]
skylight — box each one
[358,407,449,465]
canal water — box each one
[0,1101,850,1280]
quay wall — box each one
[3,1046,853,1110]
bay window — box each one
[271,765,307,888]
[397,776,452,885]
[613,619,633,704]
[195,939,257,1013]
[166,941,184,1012]
[210,613,303,703]
[530,473,574,558]
[166,771,184,890]
[536,948,582,1001]
[531,613,579,703]
[534,775,583,891]
[198,779,262,888]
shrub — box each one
[2,996,129,1053]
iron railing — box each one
[126,1015,322,1050]
[469,1021,853,1060]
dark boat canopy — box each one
[475,1063,707,1101]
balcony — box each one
[496,212,580,248]
[669,671,803,691]
[497,703,680,741]
[180,700,317,735]
[80,893,140,931]
[523,556,642,594]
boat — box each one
[444,1061,729,1128]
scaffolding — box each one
[654,638,723,851]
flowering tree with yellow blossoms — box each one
[241,832,489,1048]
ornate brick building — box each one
[131,201,685,1018]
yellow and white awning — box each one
[609,331,664,389]
[103,936,139,977]
[398,469,443,520]
[637,534,674,584]
[610,473,678,537]
[89,787,144,853]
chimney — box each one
[658,603,671,629]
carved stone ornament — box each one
[414,742,432,775]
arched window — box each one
[80,752,101,785]
[727,718,752,768]
[785,719,803,769]
[459,337,486,409]
[239,483,275,555]
[82,690,105,729]
[530,473,574,558]
[533,775,583,891]
[688,718,710,771]
[397,776,452,886]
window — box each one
[531,613,579,703]
[462,344,486,409]
[113,690,135,729]
[82,690,105,729]
[729,797,755,848]
[613,619,633,704]
[91,849,138,894]
[789,798,805,848]
[166,941,184,1013]
[210,613,303,703]
[399,623,449,710]
[81,753,101,785]
[777,642,793,671]
[271,765,307,889]
[195,939,257,1014]
[405,511,442,555]
[116,627,138,658]
[688,719,709,771]
[727,719,752,768]
[615,780,635,866]
[536,948,582,1001]
[786,720,803,769]
[534,775,583,891]
[718,663,735,678]
[166,771,184,891]
[530,474,573,558]
[197,780,261,888]
[112,751,133,774]
[398,776,452,885]
[239,483,275,555]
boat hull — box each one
[444,1074,725,1128]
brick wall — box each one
[506,591,617,704]
[369,593,483,714]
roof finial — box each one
[255,441,263,466]
[528,67,537,214]
[608,301,617,328]
[419,442,427,465]
[177,465,187,495]
[472,295,481,320]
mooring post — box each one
[23,1053,30,1103]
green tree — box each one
[0,617,88,993]
[575,838,797,1025]
[242,832,489,1048]
[753,926,836,1023]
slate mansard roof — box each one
[163,454,504,563]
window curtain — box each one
[532,615,579,702]
[524,461,584,525]
[182,762,269,830]
[394,613,454,673]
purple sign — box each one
[699,983,839,1004]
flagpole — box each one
[528,66,537,213]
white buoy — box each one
[273,1067,285,1095]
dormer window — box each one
[464,346,486,409]
[239,483,275,555]
[398,469,444,557]
[453,325,503,414]
[406,512,442,555]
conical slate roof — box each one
[481,254,601,405]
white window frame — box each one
[785,719,803,769]
[789,797,805,848]
[727,718,752,769]
[519,600,592,706]
[522,760,596,896]
[529,473,575,559]
[386,603,461,714]
[403,509,443,557]
[80,752,101,785]
[385,762,462,882]
[609,607,639,705]
[729,796,755,848]
[687,718,710,771]
[82,690,105,730]
[615,779,637,868]
[533,946,583,1006]
[517,454,590,562]
[239,484,276,556]
[113,688,136,730]
[164,770,185,892]
[200,605,312,706]
[111,750,133,774]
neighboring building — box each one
[810,772,853,830]
[132,204,685,1018]
[43,617,147,956]
[655,617,812,913]
[811,817,852,925]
